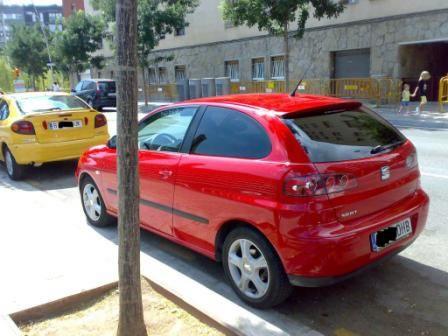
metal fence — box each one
[146,77,403,106]
[439,75,448,112]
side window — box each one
[191,107,271,159]
[138,106,198,153]
[75,81,84,91]
[0,100,9,121]
[83,81,95,90]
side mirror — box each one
[70,88,76,93]
[107,135,117,149]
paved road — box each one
[0,112,447,336]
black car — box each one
[72,79,116,111]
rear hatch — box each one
[17,94,98,144]
[283,106,420,222]
[98,81,116,98]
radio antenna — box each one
[290,63,313,97]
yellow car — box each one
[0,92,109,180]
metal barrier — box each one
[147,78,402,106]
[439,75,448,112]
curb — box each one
[10,282,117,325]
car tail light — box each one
[11,120,35,135]
[406,151,418,169]
[284,172,357,197]
[94,114,107,128]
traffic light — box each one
[13,67,20,79]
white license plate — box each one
[108,93,116,97]
[370,218,412,252]
[48,120,82,130]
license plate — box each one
[370,218,412,252]
[108,93,116,97]
[48,120,82,130]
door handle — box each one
[158,170,173,178]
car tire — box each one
[3,147,26,180]
[80,176,116,227]
[222,227,292,309]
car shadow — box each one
[90,224,448,336]
[0,160,78,192]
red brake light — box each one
[406,151,418,169]
[94,114,107,128]
[11,120,35,135]
[284,172,357,197]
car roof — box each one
[88,79,115,82]
[187,93,359,115]
[6,91,70,100]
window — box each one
[158,67,168,83]
[0,100,9,120]
[175,65,186,81]
[174,27,185,36]
[252,58,265,80]
[283,107,405,163]
[271,56,285,79]
[98,81,116,92]
[225,60,239,82]
[75,81,84,91]
[148,68,156,83]
[138,107,198,152]
[83,81,96,90]
[191,107,271,159]
[16,95,90,114]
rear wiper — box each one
[370,140,405,154]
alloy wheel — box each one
[227,238,270,299]
[5,150,14,176]
[82,183,102,221]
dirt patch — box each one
[19,278,228,336]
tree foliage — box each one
[6,25,48,84]
[53,11,106,76]
[222,0,344,38]
[91,0,198,67]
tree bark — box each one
[142,67,148,107]
[283,22,290,93]
[116,0,147,335]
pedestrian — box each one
[52,81,60,92]
[412,71,431,114]
[398,83,411,114]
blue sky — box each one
[3,0,62,5]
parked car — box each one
[76,93,429,308]
[72,79,116,111]
[0,92,109,180]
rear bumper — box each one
[283,189,429,285]
[94,96,116,108]
[10,134,109,164]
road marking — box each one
[421,172,448,180]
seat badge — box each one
[381,166,391,181]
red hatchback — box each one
[76,94,429,308]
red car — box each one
[76,94,429,308]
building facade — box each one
[62,0,84,18]
[0,4,62,47]
[144,0,448,101]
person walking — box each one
[412,71,431,114]
[398,83,411,114]
[52,82,60,92]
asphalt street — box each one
[0,110,447,336]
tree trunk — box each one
[142,67,148,107]
[116,0,147,335]
[283,22,290,93]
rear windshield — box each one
[16,95,90,114]
[283,107,405,162]
[98,81,116,92]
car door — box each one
[74,81,84,98]
[173,106,274,255]
[136,105,200,236]
[82,81,96,101]
[0,99,11,161]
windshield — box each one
[16,95,90,114]
[283,107,405,163]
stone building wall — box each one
[148,9,448,83]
